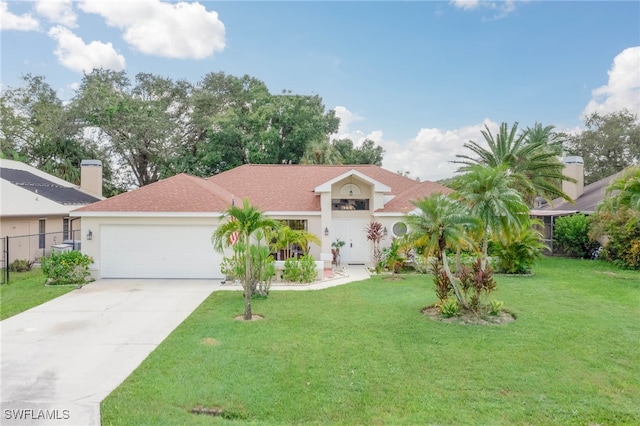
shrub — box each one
[489,299,504,316]
[9,259,33,272]
[439,298,460,318]
[41,250,93,285]
[590,205,640,269]
[379,238,405,276]
[622,238,640,269]
[491,225,545,274]
[430,259,452,302]
[283,255,317,283]
[554,214,599,258]
[457,258,497,312]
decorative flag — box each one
[229,216,239,245]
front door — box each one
[333,219,370,264]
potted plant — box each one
[331,238,346,267]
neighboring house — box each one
[72,164,452,279]
[0,159,103,265]
[530,156,622,253]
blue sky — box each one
[2,0,639,180]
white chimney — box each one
[562,156,584,201]
[80,160,103,198]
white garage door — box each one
[100,225,223,279]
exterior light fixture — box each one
[383,227,388,236]
[324,227,329,236]
[87,230,93,240]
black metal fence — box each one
[0,230,81,284]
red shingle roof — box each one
[380,180,453,213]
[74,173,233,212]
[74,165,451,213]
[207,164,434,212]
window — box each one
[39,219,46,249]
[331,199,370,211]
[280,219,307,231]
[392,222,407,237]
[63,218,69,240]
[274,220,308,260]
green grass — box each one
[102,257,640,425]
[0,268,75,320]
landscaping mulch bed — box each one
[422,305,516,325]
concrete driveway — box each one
[0,279,218,426]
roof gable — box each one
[314,169,391,193]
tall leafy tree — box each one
[0,74,111,187]
[178,73,271,176]
[72,69,191,187]
[407,193,477,309]
[564,110,640,185]
[455,165,530,270]
[454,122,571,205]
[212,199,280,320]
[333,138,384,165]
[252,92,340,165]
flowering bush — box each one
[41,250,93,285]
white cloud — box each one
[333,106,365,141]
[450,0,519,19]
[381,120,499,181]
[48,26,126,73]
[450,0,480,10]
[0,1,40,31]
[78,0,225,59]
[35,0,77,28]
[332,106,501,181]
[583,46,640,118]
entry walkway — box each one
[0,267,370,425]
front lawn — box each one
[102,257,640,425]
[0,268,75,320]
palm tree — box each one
[212,199,280,320]
[301,139,343,164]
[455,165,530,270]
[407,193,478,309]
[454,122,572,206]
[271,225,321,259]
[606,165,640,211]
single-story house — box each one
[0,159,103,265]
[530,156,622,253]
[72,164,452,279]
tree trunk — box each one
[442,249,469,309]
[481,231,489,271]
[244,234,253,320]
[243,289,252,320]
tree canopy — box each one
[1,70,385,190]
[564,110,640,185]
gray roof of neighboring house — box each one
[0,159,102,217]
[1,168,100,205]
[531,171,623,216]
